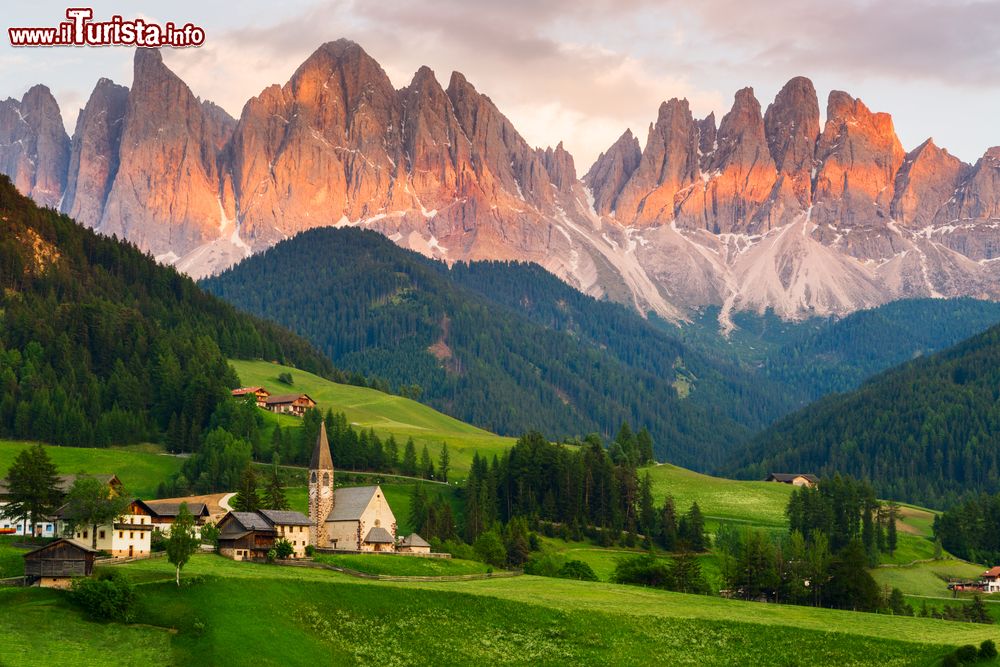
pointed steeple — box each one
[310,421,334,470]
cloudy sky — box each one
[3,0,999,168]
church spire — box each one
[310,420,333,470]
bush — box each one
[266,548,277,563]
[557,560,598,581]
[200,522,219,546]
[613,554,674,589]
[68,569,137,622]
[524,553,566,577]
[305,545,315,558]
[473,531,507,568]
[150,528,166,552]
[954,644,978,664]
[278,372,294,385]
[980,639,998,660]
[275,539,294,559]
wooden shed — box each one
[23,539,96,588]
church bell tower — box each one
[308,421,335,547]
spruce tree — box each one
[262,460,289,511]
[0,444,60,536]
[232,465,261,512]
[420,444,435,480]
[402,438,418,476]
[438,443,450,483]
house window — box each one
[83,530,88,539]
[99,530,106,539]
[130,532,134,539]
[119,531,124,538]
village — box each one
[3,420,437,588]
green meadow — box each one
[230,359,514,477]
[1,553,990,667]
[0,440,183,498]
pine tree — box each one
[409,484,428,534]
[402,438,418,476]
[636,428,655,464]
[420,444,435,480]
[262,460,289,511]
[232,465,261,512]
[887,502,898,556]
[638,472,656,538]
[0,444,60,536]
[438,443,450,483]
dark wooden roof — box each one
[143,501,210,518]
[259,509,311,527]
[265,393,315,406]
[766,473,819,483]
[23,538,97,558]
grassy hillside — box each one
[2,554,991,666]
[0,440,183,498]
[231,359,514,477]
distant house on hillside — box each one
[217,509,311,561]
[265,393,316,417]
[765,473,818,488]
[23,539,96,588]
[982,566,1000,593]
[231,386,271,408]
[0,473,122,537]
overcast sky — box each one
[3,0,1000,169]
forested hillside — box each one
[0,176,335,448]
[728,322,1000,506]
[676,299,1000,405]
[202,228,791,469]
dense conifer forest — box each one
[729,321,1000,507]
[0,176,336,448]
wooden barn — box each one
[23,539,96,588]
[765,473,819,488]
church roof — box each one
[363,526,395,544]
[311,421,334,470]
[325,486,381,522]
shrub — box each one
[613,554,674,589]
[524,553,567,577]
[955,644,978,663]
[980,639,998,660]
[150,528,166,552]
[557,560,598,582]
[68,569,137,622]
[305,545,315,558]
[266,548,277,563]
[275,539,294,559]
[473,530,507,567]
[200,522,219,546]
[277,372,294,385]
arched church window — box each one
[323,472,330,486]
[375,519,381,527]
[310,471,317,483]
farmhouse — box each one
[231,386,271,408]
[67,498,154,559]
[217,508,312,561]
[23,539,96,589]
[309,423,399,552]
[143,501,211,536]
[0,473,122,537]
[265,393,317,417]
[982,566,1000,593]
[765,473,819,488]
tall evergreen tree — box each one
[0,444,59,536]
[232,465,261,512]
[420,444,435,480]
[262,459,289,511]
[402,438,418,476]
[438,443,450,483]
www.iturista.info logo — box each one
[8,8,205,47]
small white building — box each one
[398,533,431,554]
[982,567,1000,593]
[68,499,153,559]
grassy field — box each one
[0,440,183,498]
[312,553,489,576]
[0,586,172,666]
[643,463,794,527]
[230,359,514,478]
[0,536,27,578]
[874,560,987,598]
[34,554,990,666]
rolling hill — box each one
[204,227,790,470]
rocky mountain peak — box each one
[0,84,70,209]
[62,77,129,226]
[763,76,819,207]
[891,137,969,227]
[584,128,642,215]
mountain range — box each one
[5,41,1000,326]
